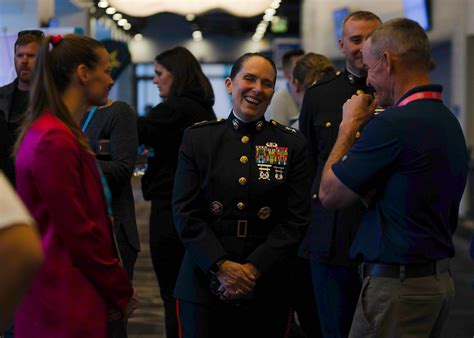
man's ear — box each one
[224,77,232,95]
[76,64,89,85]
[338,38,344,54]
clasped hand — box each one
[216,260,259,301]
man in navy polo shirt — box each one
[319,18,469,337]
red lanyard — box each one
[397,91,442,107]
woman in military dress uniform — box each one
[172,53,310,338]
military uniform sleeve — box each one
[299,89,317,177]
[247,135,310,273]
[172,129,228,273]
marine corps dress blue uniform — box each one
[298,69,375,337]
[172,112,310,338]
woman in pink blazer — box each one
[14,34,134,338]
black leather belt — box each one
[360,258,451,280]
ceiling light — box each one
[265,8,276,16]
[192,30,203,41]
[107,0,274,17]
[134,34,143,41]
[118,18,128,26]
[105,7,117,14]
[123,23,132,30]
[263,14,273,22]
[271,2,280,9]
[112,13,122,20]
[186,14,196,21]
[97,1,109,8]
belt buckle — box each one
[237,220,247,238]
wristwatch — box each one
[209,259,224,275]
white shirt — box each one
[265,86,299,126]
[0,172,34,230]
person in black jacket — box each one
[137,46,216,338]
[172,53,310,338]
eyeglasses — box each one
[17,30,45,38]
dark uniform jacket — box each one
[299,69,375,266]
[0,79,20,183]
[138,87,216,203]
[172,112,310,304]
[81,101,141,253]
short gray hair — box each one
[368,18,431,71]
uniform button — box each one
[325,122,332,127]
[241,135,250,144]
[240,156,248,164]
[356,131,361,139]
[312,194,318,200]
[239,177,247,185]
[237,202,245,210]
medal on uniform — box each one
[255,143,288,181]
[274,146,288,180]
[255,145,271,180]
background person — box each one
[265,48,304,126]
[298,11,381,338]
[0,30,43,184]
[81,99,141,338]
[137,46,215,338]
[319,18,469,338]
[0,171,43,331]
[172,52,310,338]
[14,34,136,338]
[289,52,336,130]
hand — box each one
[341,93,379,131]
[217,260,256,296]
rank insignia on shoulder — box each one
[190,118,224,128]
[270,120,297,134]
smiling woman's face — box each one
[225,56,275,122]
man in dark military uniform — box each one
[173,53,310,338]
[298,11,381,338]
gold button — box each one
[312,194,318,200]
[240,156,248,164]
[239,177,247,185]
[241,136,250,144]
[325,122,332,127]
[237,202,245,210]
[356,131,361,139]
[356,90,365,95]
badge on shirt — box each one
[255,142,288,181]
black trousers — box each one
[149,200,185,338]
[177,298,292,338]
[290,257,323,338]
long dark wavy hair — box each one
[155,46,214,104]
